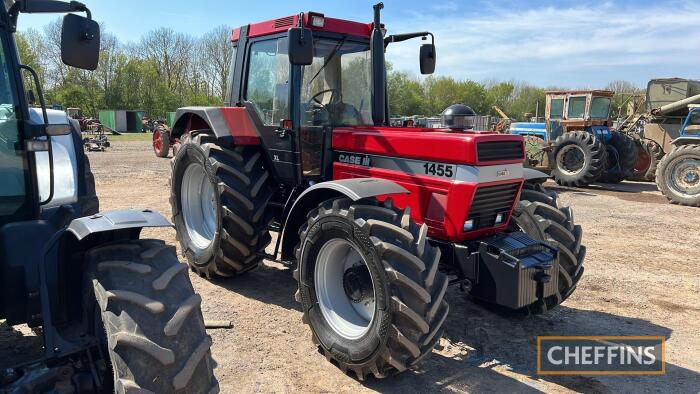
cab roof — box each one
[546,90,614,97]
[231,13,373,42]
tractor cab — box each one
[545,90,614,142]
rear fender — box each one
[280,178,409,261]
[171,106,260,145]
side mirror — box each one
[61,13,100,70]
[420,43,436,74]
[287,27,313,65]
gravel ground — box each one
[3,139,699,393]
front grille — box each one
[467,183,519,230]
[477,141,523,162]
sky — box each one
[16,0,700,88]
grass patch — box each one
[107,132,153,142]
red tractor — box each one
[168,3,585,379]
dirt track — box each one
[4,139,700,392]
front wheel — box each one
[295,198,449,380]
[87,239,218,393]
[509,183,585,313]
[656,144,700,207]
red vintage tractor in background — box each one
[168,3,585,380]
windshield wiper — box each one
[306,37,347,87]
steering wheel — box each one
[308,88,342,107]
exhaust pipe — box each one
[371,2,385,126]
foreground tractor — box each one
[169,3,585,379]
[0,1,216,392]
[656,105,700,206]
[510,90,637,186]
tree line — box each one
[16,19,642,121]
[17,19,233,119]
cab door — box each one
[0,31,37,228]
[241,35,300,184]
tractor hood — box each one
[332,126,525,165]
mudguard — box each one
[280,178,409,261]
[67,209,171,240]
[171,106,260,144]
[523,167,550,183]
[671,136,700,146]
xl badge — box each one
[497,168,510,177]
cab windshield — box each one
[300,37,372,127]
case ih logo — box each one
[338,154,371,167]
[497,168,510,177]
[537,336,666,375]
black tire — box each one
[630,138,664,182]
[171,131,274,278]
[294,197,449,380]
[598,131,637,184]
[81,155,99,216]
[154,130,171,158]
[87,239,218,393]
[656,144,700,207]
[551,131,607,187]
[509,183,585,313]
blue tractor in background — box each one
[510,90,637,187]
[656,105,700,206]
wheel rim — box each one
[153,131,162,153]
[315,239,376,340]
[556,145,587,175]
[667,156,700,198]
[634,150,651,174]
[181,163,217,250]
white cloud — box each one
[384,1,700,87]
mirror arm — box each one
[8,0,92,31]
[384,31,433,46]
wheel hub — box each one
[668,157,700,197]
[314,239,376,340]
[181,163,218,251]
[343,265,373,303]
[556,145,586,175]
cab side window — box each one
[245,38,289,125]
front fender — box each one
[67,209,171,241]
[280,178,409,261]
[523,167,550,183]
[672,136,700,147]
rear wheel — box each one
[295,198,449,380]
[153,129,171,158]
[509,183,585,313]
[630,138,664,182]
[656,144,700,207]
[599,131,637,184]
[551,131,606,187]
[171,131,273,278]
[87,239,218,393]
